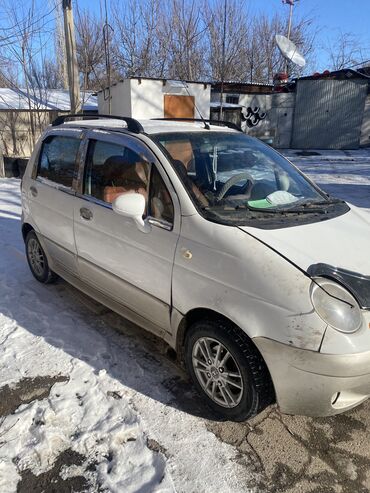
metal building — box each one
[292,71,369,149]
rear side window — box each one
[38,135,80,187]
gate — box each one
[292,79,368,149]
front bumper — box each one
[254,337,370,416]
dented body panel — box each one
[172,213,327,351]
[239,205,370,277]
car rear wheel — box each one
[25,231,57,284]
[185,319,274,421]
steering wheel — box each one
[216,172,255,201]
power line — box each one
[0,5,58,46]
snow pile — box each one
[0,182,171,492]
[0,178,252,492]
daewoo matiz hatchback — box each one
[21,115,370,421]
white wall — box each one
[98,79,132,116]
[130,79,164,119]
[238,92,295,148]
[131,78,211,119]
[239,93,273,140]
[98,78,211,120]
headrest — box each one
[165,140,194,169]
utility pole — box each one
[103,0,113,115]
[0,148,5,178]
[282,0,299,74]
[53,0,68,89]
[219,0,227,121]
[62,0,81,113]
[286,2,293,41]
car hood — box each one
[239,205,370,277]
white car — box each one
[21,115,370,421]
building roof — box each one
[211,81,274,94]
[96,76,274,94]
[298,68,370,81]
[96,77,210,94]
[0,88,98,111]
[358,66,370,77]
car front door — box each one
[73,130,180,336]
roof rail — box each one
[51,113,144,134]
[152,117,242,132]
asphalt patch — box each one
[207,402,370,493]
[0,375,69,417]
[147,437,168,457]
[16,448,90,493]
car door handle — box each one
[80,207,93,220]
[30,185,38,197]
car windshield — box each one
[152,131,334,225]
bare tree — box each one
[0,0,57,154]
[75,7,106,90]
[205,0,251,82]
[111,0,169,78]
[164,0,207,80]
[324,31,367,71]
[39,59,64,89]
[250,11,316,83]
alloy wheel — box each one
[192,336,244,408]
[27,237,45,277]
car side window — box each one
[38,135,80,187]
[84,140,150,204]
[149,166,174,226]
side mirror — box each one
[112,193,151,233]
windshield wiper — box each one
[246,205,328,215]
[296,197,344,207]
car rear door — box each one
[73,130,180,336]
[25,128,83,274]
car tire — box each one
[185,318,274,421]
[25,231,57,284]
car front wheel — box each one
[185,319,274,421]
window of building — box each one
[226,95,239,105]
[38,135,80,187]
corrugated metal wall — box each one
[292,79,368,149]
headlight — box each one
[310,278,362,333]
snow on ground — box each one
[0,178,256,492]
[283,148,370,210]
[0,149,369,492]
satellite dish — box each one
[275,34,306,68]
